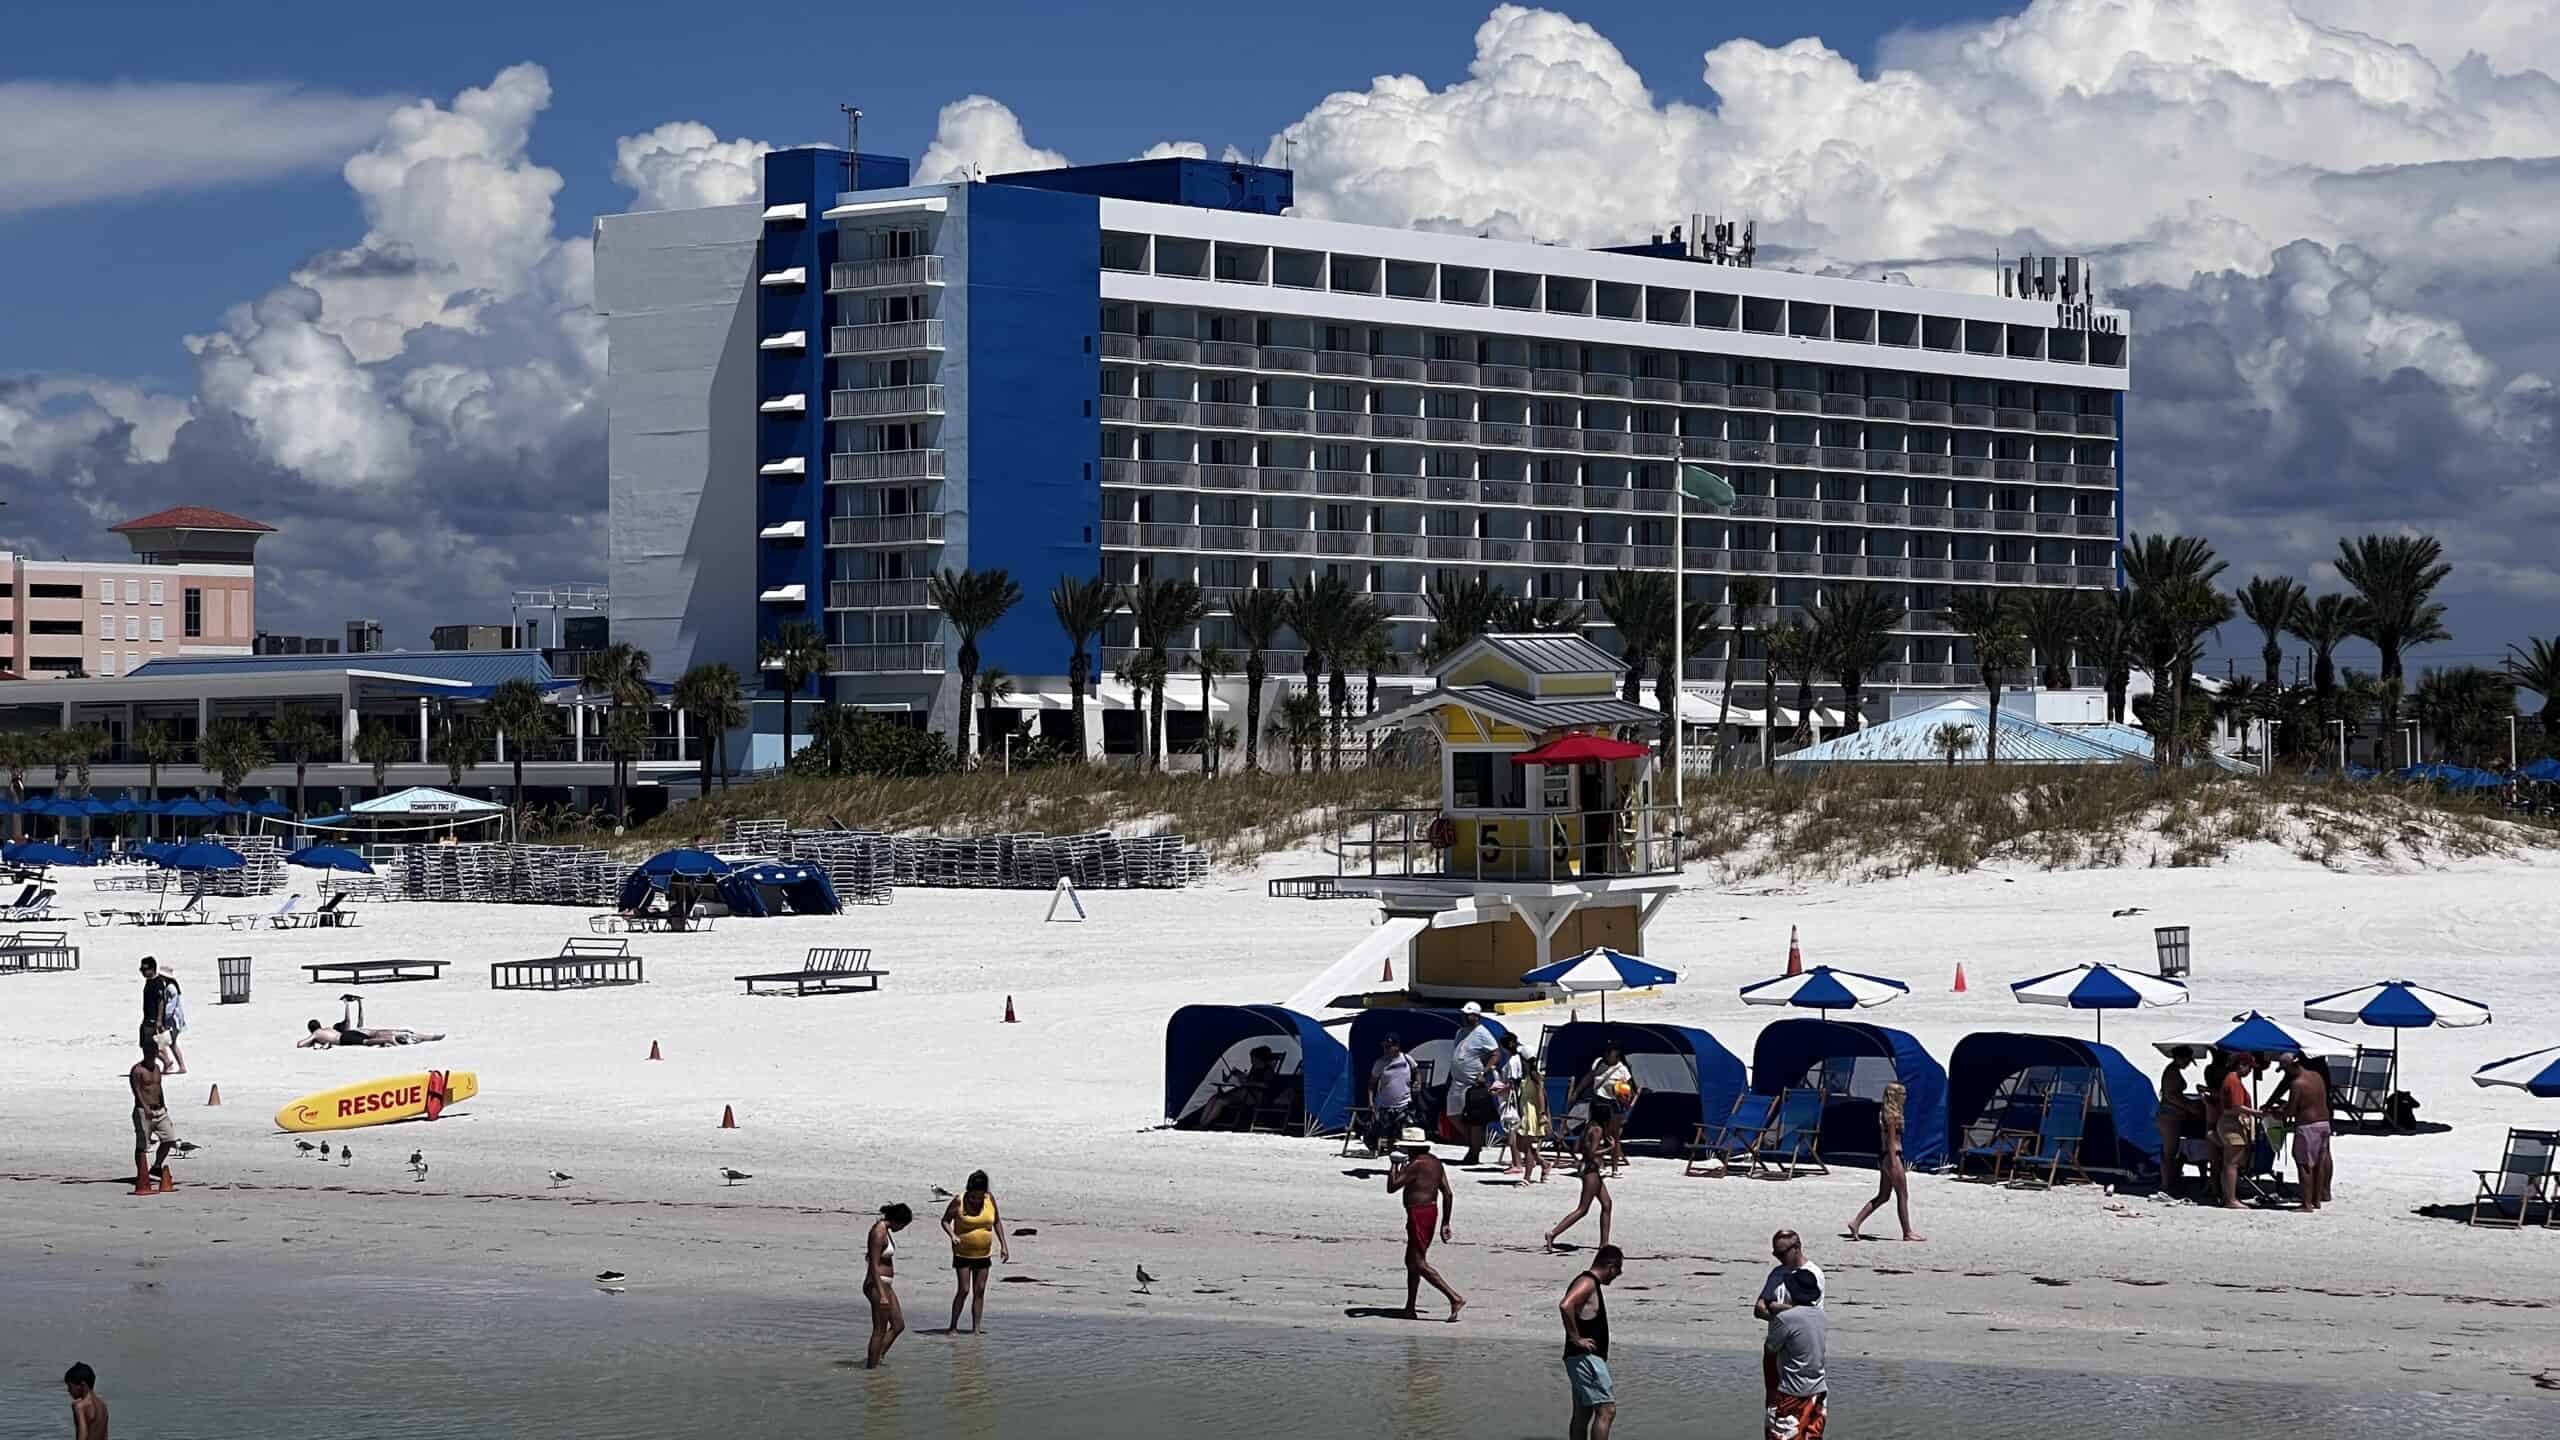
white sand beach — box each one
[8,845,2560,1403]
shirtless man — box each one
[2277,1053,2334,1212]
[65,1362,108,1439]
[298,995,445,1048]
[128,1030,176,1195]
[1386,1128,1465,1321]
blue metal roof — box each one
[130,650,559,687]
[1775,698,2143,767]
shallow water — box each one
[5,1259,2552,1438]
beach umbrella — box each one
[2473,1046,2560,1099]
[2304,979,2491,1096]
[285,844,375,875]
[1739,964,1909,1012]
[3,840,90,867]
[2521,757,2560,784]
[1521,945,1679,1021]
[250,797,293,819]
[104,794,139,815]
[1510,733,1653,766]
[160,797,218,819]
[17,795,59,817]
[2151,1010,2353,1060]
[2010,961,2189,1041]
[165,840,246,872]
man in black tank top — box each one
[1558,1244,1624,1438]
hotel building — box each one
[598,147,2128,763]
[0,507,266,680]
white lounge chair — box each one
[2,887,59,922]
[228,893,299,930]
[142,892,209,927]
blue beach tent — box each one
[1749,1017,1949,1169]
[1538,1020,1747,1155]
[1947,1032,2160,1183]
[616,848,734,910]
[1164,1004,1351,1135]
[1346,1007,1510,1110]
[716,861,842,916]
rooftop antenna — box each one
[1283,136,1296,170]
[839,104,862,188]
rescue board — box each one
[276,1070,477,1133]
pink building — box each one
[0,506,269,679]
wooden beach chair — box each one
[2005,1089,2092,1189]
[1958,1084,2050,1181]
[1248,1070,1308,1136]
[2470,1128,2559,1228]
[2331,1047,2394,1129]
[1760,1087,1830,1179]
[1688,1091,1778,1177]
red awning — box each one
[1510,733,1652,765]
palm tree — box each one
[2143,576,2235,770]
[672,664,747,801]
[1655,590,1718,768]
[1596,569,1672,708]
[270,709,335,821]
[1128,577,1204,771]
[428,705,484,789]
[2237,576,2307,692]
[1285,574,1354,771]
[1929,722,1976,769]
[1191,646,1230,776]
[485,676,555,815]
[127,722,175,840]
[928,567,1025,765]
[1947,589,2026,765]
[198,719,270,802]
[353,720,407,800]
[1048,575,1119,764]
[1709,578,1766,773]
[2505,636,2560,743]
[1492,591,1585,632]
[1762,617,1820,749]
[1274,689,1325,773]
[2015,589,2086,693]
[2123,532,2226,761]
[757,620,829,767]
[601,706,653,820]
[583,641,656,809]
[974,667,1017,766]
[2076,589,2140,724]
[2334,534,2452,765]
[805,702,864,775]
[2286,593,2364,727]
[1815,584,1905,734]
[1418,573,1501,665]
[1230,587,1289,772]
[1330,597,1390,769]
[2413,666,2516,767]
[0,731,36,840]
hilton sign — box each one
[2054,301,2121,335]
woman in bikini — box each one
[863,1203,913,1368]
[1543,1115,1614,1251]
[1847,1080,1925,1241]
[941,1170,1010,1334]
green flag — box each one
[1679,464,1735,509]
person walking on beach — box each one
[1543,1114,1613,1251]
[139,957,185,1075]
[1449,1004,1501,1164]
[1576,1045,1636,1169]
[64,1362,108,1439]
[1369,1033,1415,1157]
[128,1028,177,1195]
[2155,1047,2201,1194]
[1499,1035,1549,1183]
[2276,1053,2333,1212]
[941,1169,1010,1333]
[1762,1267,1829,1440]
[1845,1081,1923,1242]
[863,1203,913,1368]
[1558,1244,1623,1440]
[2215,1051,2261,1210]
[1387,1128,1465,1321]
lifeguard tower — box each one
[1297,634,1682,1008]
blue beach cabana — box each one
[1948,1032,2160,1183]
[1347,1008,1510,1111]
[716,861,842,916]
[1539,1020,1747,1154]
[1164,1004,1351,1136]
[616,847,734,911]
[1749,1018,1948,1169]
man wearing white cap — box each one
[1447,1002,1502,1164]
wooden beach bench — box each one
[2470,1127,2559,1228]
[1686,1091,1778,1177]
[493,937,645,992]
[303,957,448,986]
[0,929,80,972]
[737,946,882,996]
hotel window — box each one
[99,654,116,676]
[124,616,140,641]
[99,577,115,601]
[98,616,115,640]
[125,650,140,673]
[183,587,203,638]
[125,579,141,603]
[149,579,164,605]
[149,616,164,642]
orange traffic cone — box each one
[1381,955,1395,984]
[1953,963,1969,993]
[129,1165,156,1198]
[205,1083,222,1106]
[1786,926,1804,977]
[156,1167,177,1193]
[647,1040,662,1061]
[719,1104,737,1130]
[1003,996,1019,1023]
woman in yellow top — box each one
[941,1168,1011,1334]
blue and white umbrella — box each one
[285,844,375,875]
[2473,1046,2560,1099]
[1521,946,1678,1020]
[2305,979,2491,1096]
[2010,961,2189,1041]
[2150,1010,2353,1061]
[1740,965,1909,1011]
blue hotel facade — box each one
[599,146,2128,766]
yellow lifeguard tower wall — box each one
[1409,899,1640,995]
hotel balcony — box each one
[828,384,946,420]
[828,578,936,610]
[826,255,946,292]
[827,512,946,547]
[827,320,946,356]
[828,642,946,674]
[828,449,947,482]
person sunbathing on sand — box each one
[298,996,444,1048]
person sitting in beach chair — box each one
[1195,1047,1281,1132]
[297,996,445,1048]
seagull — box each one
[172,1140,201,1157]
[595,1270,628,1283]
[548,1169,574,1189]
[720,1168,752,1186]
[2112,906,2149,918]
[1135,1264,1158,1294]
[296,1140,317,1156]
[340,1146,354,1167]
[319,1142,333,1161]
[932,1185,956,1200]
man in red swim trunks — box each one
[1387,1127,1465,1321]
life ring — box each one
[1425,816,1456,849]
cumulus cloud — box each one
[0,79,394,215]
[614,120,774,211]
[915,95,1068,181]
